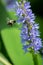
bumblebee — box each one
[7,18,16,26]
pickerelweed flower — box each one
[15,0,42,53]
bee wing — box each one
[7,17,14,23]
[7,17,10,24]
[7,17,10,20]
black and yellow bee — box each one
[7,18,16,26]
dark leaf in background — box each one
[29,0,43,16]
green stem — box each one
[32,51,38,65]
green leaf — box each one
[1,27,34,65]
[7,11,18,20]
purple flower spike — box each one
[15,0,42,53]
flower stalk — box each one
[32,51,39,65]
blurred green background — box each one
[0,0,43,65]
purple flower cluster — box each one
[15,0,42,53]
